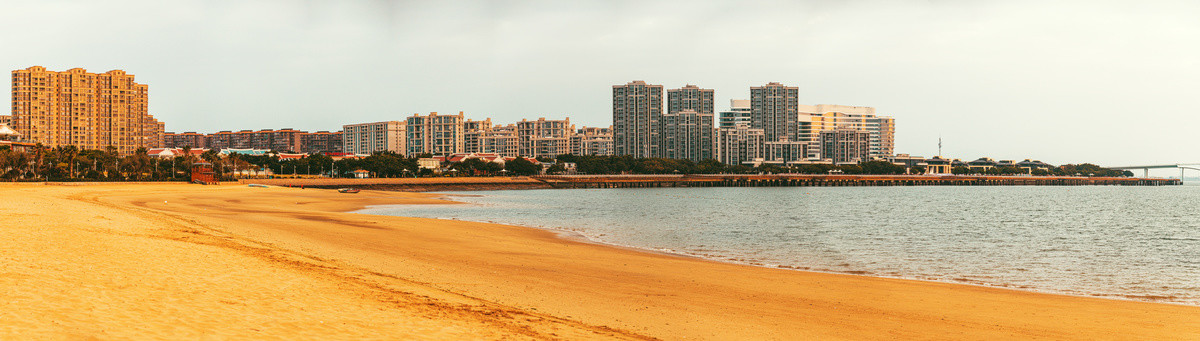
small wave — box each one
[1121,294,1179,301]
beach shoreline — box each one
[356,197,1200,308]
[3,182,1198,340]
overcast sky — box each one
[3,0,1198,167]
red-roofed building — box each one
[277,153,306,160]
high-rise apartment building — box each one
[406,112,465,156]
[570,126,613,156]
[820,128,871,164]
[749,82,798,143]
[661,109,714,162]
[667,85,714,116]
[11,66,164,154]
[663,85,715,162]
[300,131,343,154]
[718,99,751,128]
[613,81,663,158]
[715,122,764,166]
[0,115,11,127]
[517,117,573,158]
[343,121,406,155]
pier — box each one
[530,174,1180,189]
[242,174,1179,192]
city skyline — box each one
[3,1,1199,167]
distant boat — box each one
[337,188,360,193]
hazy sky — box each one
[3,0,1198,167]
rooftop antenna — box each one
[938,136,942,157]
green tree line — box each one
[950,164,1131,177]
[0,144,1134,181]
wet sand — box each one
[2,183,1198,340]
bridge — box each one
[1107,164,1200,180]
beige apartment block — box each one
[570,126,613,156]
[11,66,164,154]
[462,118,493,154]
[613,80,663,158]
[796,104,895,159]
[517,117,573,158]
[479,124,519,157]
[406,112,464,156]
[750,82,798,143]
[343,121,406,155]
[872,116,895,157]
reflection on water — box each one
[357,185,1200,305]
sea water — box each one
[356,185,1200,305]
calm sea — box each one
[356,185,1200,305]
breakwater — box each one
[533,174,1179,188]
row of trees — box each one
[0,145,190,181]
[0,144,1134,181]
[233,151,545,178]
[948,164,1131,177]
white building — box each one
[718,99,751,129]
[795,104,895,159]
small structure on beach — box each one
[191,162,217,184]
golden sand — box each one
[2,183,1197,340]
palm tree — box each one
[31,143,46,180]
[121,148,154,181]
[0,148,12,180]
[59,145,79,178]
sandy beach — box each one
[2,183,1198,340]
